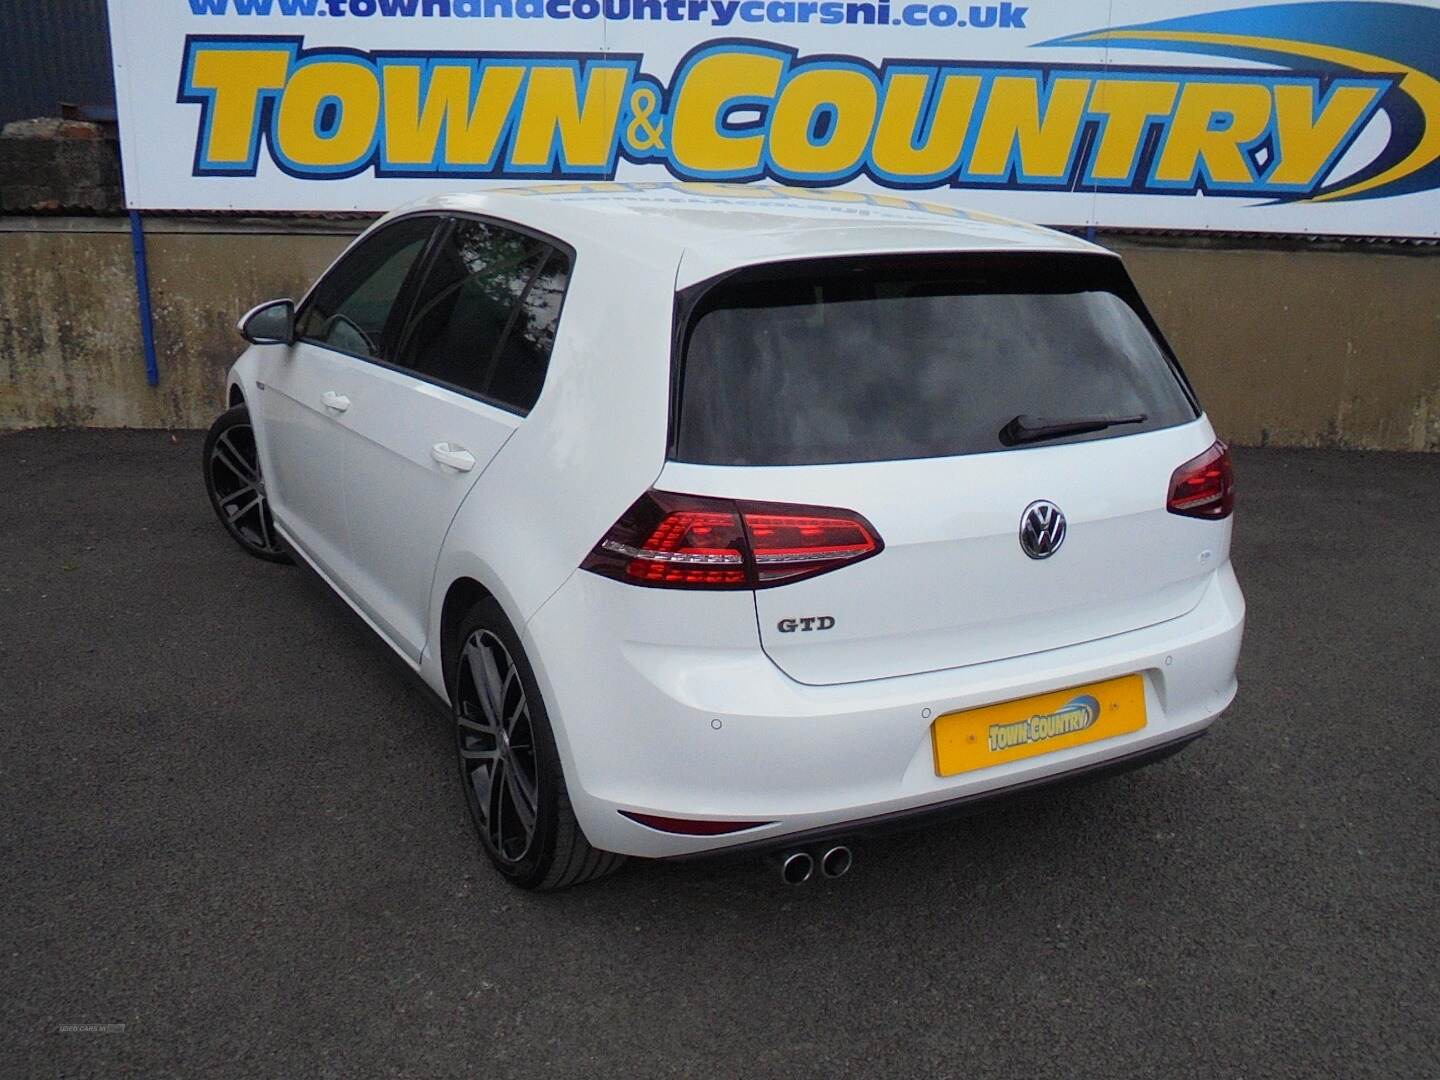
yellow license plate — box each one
[931,674,1147,778]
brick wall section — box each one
[0,119,123,214]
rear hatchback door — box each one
[665,251,1218,687]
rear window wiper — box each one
[999,413,1148,447]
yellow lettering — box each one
[769,68,877,176]
[671,51,785,175]
[1087,80,1179,182]
[511,66,629,170]
[1155,82,1272,185]
[969,76,1091,179]
[872,72,981,179]
[189,48,291,165]
[275,61,380,168]
[382,63,524,167]
[1269,83,1381,186]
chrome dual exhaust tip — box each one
[820,845,853,879]
[781,851,814,885]
[779,845,852,884]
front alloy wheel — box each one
[203,404,290,563]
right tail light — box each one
[580,490,884,590]
[1168,441,1234,519]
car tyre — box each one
[452,598,625,891]
[202,404,291,563]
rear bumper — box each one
[523,562,1245,859]
[668,728,1205,861]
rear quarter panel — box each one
[423,234,680,689]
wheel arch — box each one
[439,576,495,702]
[227,382,246,408]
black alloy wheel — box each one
[452,598,625,890]
[203,404,290,563]
[456,628,543,864]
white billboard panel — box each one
[107,0,1440,236]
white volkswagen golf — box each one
[204,183,1244,890]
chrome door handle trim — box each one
[321,391,350,412]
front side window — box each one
[296,216,437,359]
[395,218,571,413]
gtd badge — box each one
[777,617,836,633]
[1019,501,1067,560]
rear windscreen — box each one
[672,253,1199,466]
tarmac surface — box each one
[2,429,1437,1078]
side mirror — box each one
[238,299,295,346]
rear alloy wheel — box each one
[203,404,290,563]
[457,629,542,864]
[453,598,625,890]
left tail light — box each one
[1168,441,1235,520]
[580,490,884,590]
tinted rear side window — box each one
[395,218,571,414]
[674,254,1198,466]
[487,249,571,413]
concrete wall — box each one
[1,217,1437,450]
[0,219,352,429]
[1113,238,1440,452]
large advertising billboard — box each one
[108,0,1440,236]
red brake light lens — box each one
[1168,441,1234,520]
[744,511,879,584]
[591,493,747,587]
[621,507,746,586]
[581,491,883,589]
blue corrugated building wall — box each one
[1,1,116,124]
